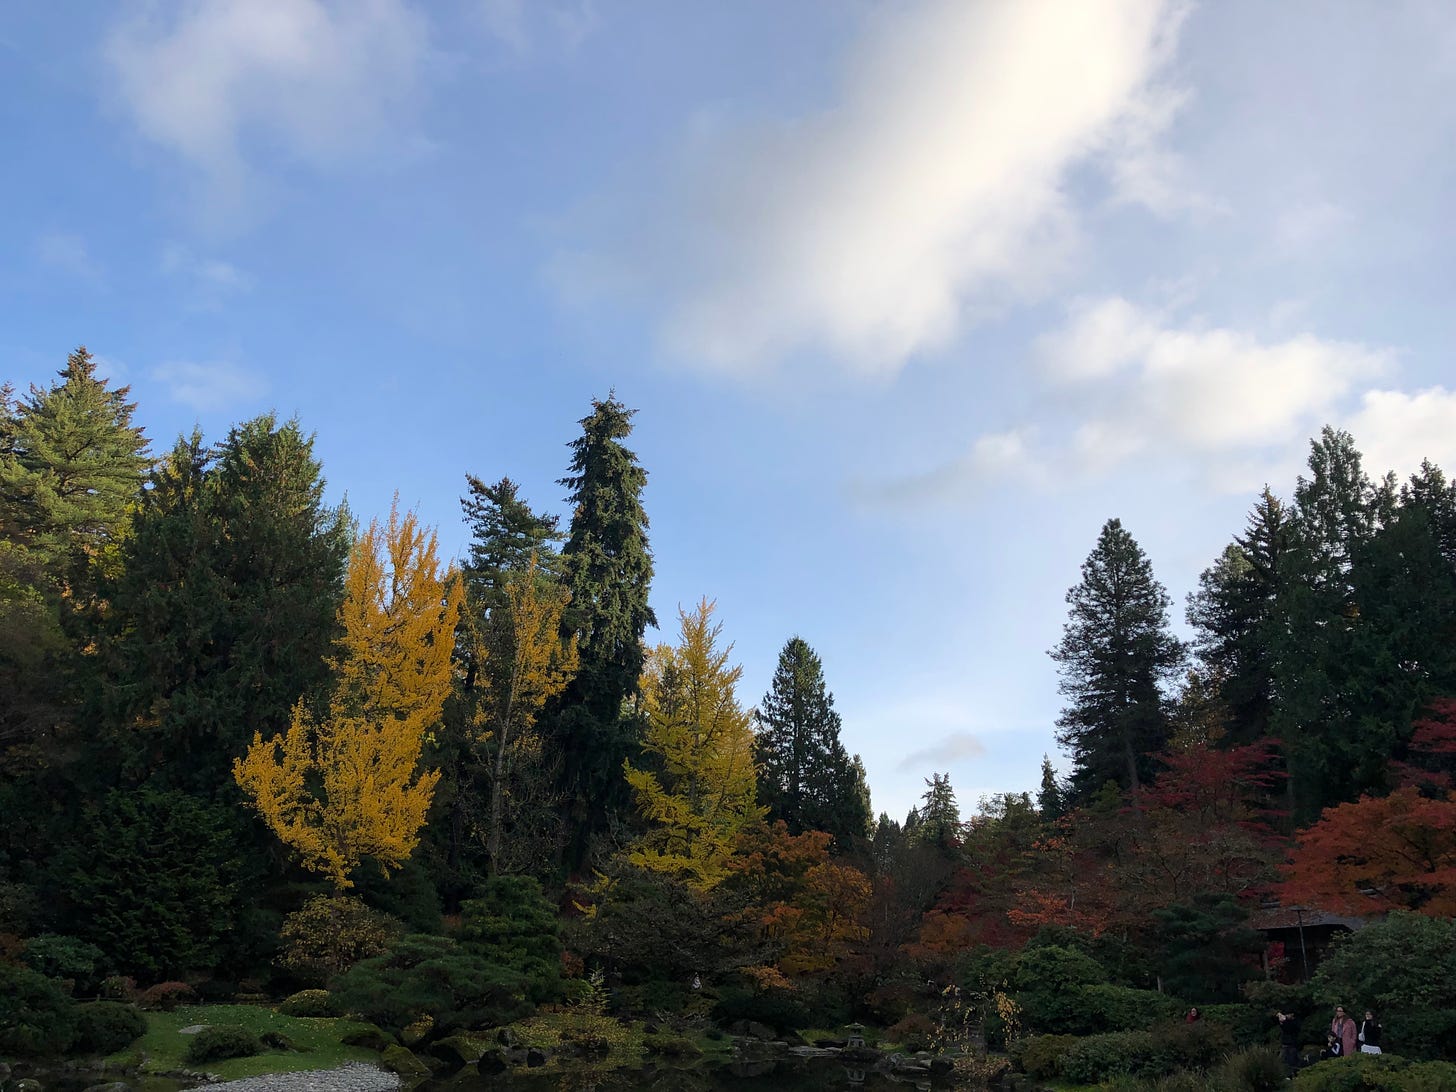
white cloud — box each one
[1347,387,1456,481]
[106,0,429,207]
[1036,297,1390,455]
[1273,198,1351,254]
[563,0,1189,374]
[35,233,103,282]
[896,731,988,773]
[151,361,267,412]
[475,0,598,55]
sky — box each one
[4,0,1456,824]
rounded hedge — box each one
[75,1001,148,1054]
[185,1023,264,1064]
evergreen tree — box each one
[0,349,148,769]
[754,636,871,847]
[460,476,562,606]
[1052,518,1184,804]
[1186,488,1292,745]
[1037,755,1065,819]
[550,394,656,872]
[95,415,350,796]
[912,773,960,851]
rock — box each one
[380,1044,431,1079]
[476,1047,509,1075]
[525,1046,548,1067]
[178,1024,208,1035]
[260,1030,296,1051]
[495,1026,520,1048]
[15,1080,45,1092]
[0,1063,10,1082]
[929,1056,955,1075]
[342,1024,394,1052]
[399,1016,434,1047]
[427,1034,482,1070]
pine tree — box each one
[0,348,148,769]
[625,599,762,891]
[912,773,960,851]
[95,416,349,795]
[754,636,870,847]
[1052,518,1185,804]
[1037,755,1065,819]
[234,502,463,889]
[550,394,656,872]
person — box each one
[1359,1009,1382,1055]
[1322,1032,1341,1059]
[1331,1006,1358,1058]
[1185,1007,1201,1023]
[1278,1011,1302,1075]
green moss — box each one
[111,1004,383,1081]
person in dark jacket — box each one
[1185,1007,1201,1024]
[1359,1010,1383,1054]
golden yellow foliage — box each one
[625,598,764,891]
[234,500,463,889]
[459,553,578,874]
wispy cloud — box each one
[474,0,598,55]
[35,233,103,282]
[897,732,987,773]
[161,244,254,299]
[106,0,430,213]
[560,0,1191,375]
[151,360,267,412]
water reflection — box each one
[424,1058,954,1091]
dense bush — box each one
[1011,1033,1079,1079]
[58,789,246,979]
[570,863,723,985]
[74,1000,148,1054]
[1158,1018,1237,1070]
[331,934,532,1037]
[457,876,563,1002]
[185,1023,264,1063]
[276,894,403,987]
[710,986,811,1032]
[1153,897,1264,1004]
[1058,1030,1163,1084]
[0,963,79,1056]
[1082,983,1182,1032]
[140,980,197,1011]
[278,988,335,1017]
[1293,1053,1456,1091]
[21,934,108,994]
[1310,913,1456,1060]
[1011,944,1107,1034]
[1201,1002,1269,1046]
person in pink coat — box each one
[1331,1005,1358,1057]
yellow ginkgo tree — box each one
[625,598,764,891]
[234,500,463,889]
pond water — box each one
[423,1058,953,1091]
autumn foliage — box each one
[234,502,463,888]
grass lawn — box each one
[110,1004,383,1082]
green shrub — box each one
[1201,1002,1268,1046]
[710,986,810,1031]
[1011,945,1107,1034]
[331,934,532,1037]
[1158,1018,1237,1069]
[99,975,137,1001]
[457,876,563,1003]
[185,1023,264,1064]
[643,1033,702,1057]
[1058,1030,1163,1084]
[74,1001,148,1054]
[640,978,688,1014]
[278,988,335,1017]
[1294,1054,1456,1091]
[276,894,403,987]
[21,934,108,994]
[1011,1033,1079,1079]
[1082,983,1181,1032]
[1212,1045,1284,1092]
[0,963,79,1056]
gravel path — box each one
[204,1062,400,1091]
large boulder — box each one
[380,1044,431,1079]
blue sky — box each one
[4,1,1456,823]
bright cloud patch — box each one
[896,732,988,773]
[571,0,1189,374]
[1348,388,1456,481]
[107,0,429,203]
[151,361,268,413]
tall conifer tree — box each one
[754,636,870,847]
[1052,518,1184,805]
[550,394,656,871]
